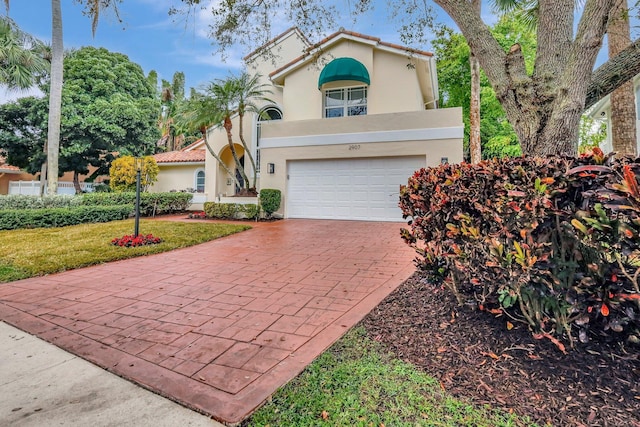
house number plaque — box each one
[348,144,361,150]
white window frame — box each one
[323,86,368,118]
[194,168,205,193]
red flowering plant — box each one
[188,211,207,219]
[111,234,162,247]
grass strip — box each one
[245,327,540,427]
[0,219,249,282]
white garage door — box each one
[287,156,425,221]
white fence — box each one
[8,180,95,195]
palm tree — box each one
[45,0,63,195]
[0,16,47,90]
[211,78,252,193]
[234,72,273,189]
[181,73,273,195]
[159,72,190,151]
[179,90,244,191]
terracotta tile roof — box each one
[153,149,206,164]
[0,155,22,173]
[269,29,433,79]
[243,27,312,61]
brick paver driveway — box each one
[0,219,416,424]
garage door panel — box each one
[287,156,424,221]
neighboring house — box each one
[0,155,100,195]
[0,156,34,195]
[163,28,464,221]
[586,74,640,154]
[151,140,207,210]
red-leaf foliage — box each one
[400,151,640,349]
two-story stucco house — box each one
[154,28,463,221]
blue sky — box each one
[1,0,620,103]
[0,0,499,102]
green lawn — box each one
[0,219,249,282]
[246,327,539,427]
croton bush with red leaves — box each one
[400,149,640,349]
[111,234,162,247]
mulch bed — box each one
[360,274,640,427]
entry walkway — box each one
[0,220,416,424]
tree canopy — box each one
[57,47,160,181]
[0,96,47,173]
[0,46,160,191]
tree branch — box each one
[585,38,640,109]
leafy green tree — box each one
[434,14,535,159]
[491,0,636,155]
[59,47,160,192]
[109,155,159,192]
[0,47,160,193]
[0,96,47,173]
[578,116,607,154]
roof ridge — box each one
[268,29,433,79]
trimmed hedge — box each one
[259,189,281,218]
[0,195,82,210]
[400,149,640,349]
[80,192,192,215]
[0,205,132,230]
[204,202,260,220]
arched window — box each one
[256,106,282,172]
[194,169,205,193]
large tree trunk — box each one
[73,171,82,194]
[435,0,616,157]
[608,0,637,156]
[46,0,63,195]
[469,0,481,163]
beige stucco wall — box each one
[277,40,429,121]
[259,107,464,217]
[246,30,309,110]
[370,50,424,113]
[150,163,206,210]
[150,164,203,193]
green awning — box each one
[318,57,370,89]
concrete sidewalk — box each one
[0,322,222,427]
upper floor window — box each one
[324,87,367,118]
